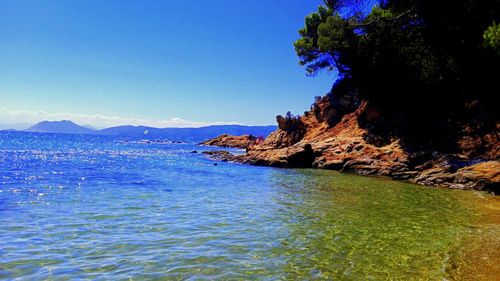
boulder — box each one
[200,134,256,149]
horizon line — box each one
[0,119,277,131]
[0,107,277,130]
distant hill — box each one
[99,125,277,141]
[26,120,97,135]
[23,120,276,141]
[0,123,33,130]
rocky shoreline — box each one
[201,99,499,193]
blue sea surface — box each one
[0,131,496,280]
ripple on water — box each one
[0,132,498,280]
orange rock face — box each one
[202,97,499,192]
[200,134,256,149]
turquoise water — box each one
[0,131,496,280]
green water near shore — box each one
[267,170,498,280]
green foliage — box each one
[484,21,500,55]
[294,0,500,111]
[294,6,334,74]
[317,15,353,52]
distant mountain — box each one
[26,120,97,135]
[99,125,277,141]
[0,123,33,130]
[23,120,276,141]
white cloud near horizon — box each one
[0,107,242,129]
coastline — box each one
[200,100,499,194]
[202,147,499,193]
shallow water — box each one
[0,131,498,280]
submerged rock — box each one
[202,150,235,162]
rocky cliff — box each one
[202,94,499,193]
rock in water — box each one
[200,134,256,149]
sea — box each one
[0,131,498,280]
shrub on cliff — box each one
[276,111,304,132]
[275,112,307,145]
[484,21,500,55]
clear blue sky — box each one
[0,0,335,127]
